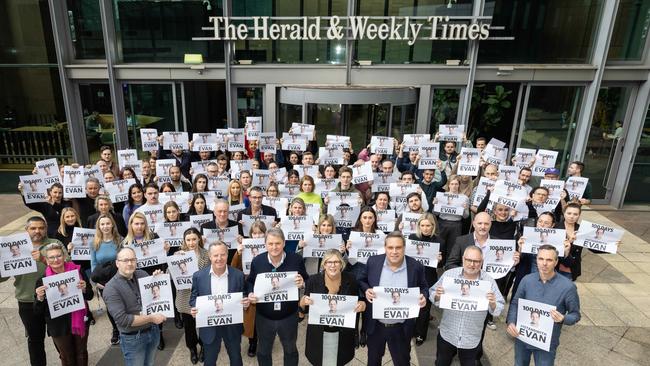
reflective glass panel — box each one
[624,105,650,204]
[608,0,650,62]
[431,88,460,133]
[184,81,228,133]
[468,83,518,144]
[0,0,57,64]
[310,104,344,147]
[278,103,303,132]
[237,87,264,128]
[79,83,113,162]
[67,0,106,59]
[391,104,416,137]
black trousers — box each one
[182,313,201,349]
[18,301,47,366]
[415,267,437,341]
[435,333,480,366]
[367,323,411,366]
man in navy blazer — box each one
[360,231,429,366]
[189,242,249,366]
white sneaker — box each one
[486,321,497,330]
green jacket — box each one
[0,238,64,303]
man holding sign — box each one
[360,232,428,366]
[431,246,504,366]
[247,228,308,366]
[189,242,248,366]
[506,245,580,365]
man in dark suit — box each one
[360,231,428,366]
[189,242,249,366]
[236,186,278,222]
[444,212,492,270]
[201,199,244,263]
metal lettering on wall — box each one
[193,16,498,44]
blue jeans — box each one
[119,325,160,366]
[514,338,556,366]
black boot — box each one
[157,333,165,350]
[110,328,120,345]
[189,346,198,364]
[174,313,183,329]
[199,345,205,362]
[247,340,257,357]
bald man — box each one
[444,212,492,271]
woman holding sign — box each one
[408,213,444,346]
[301,249,365,366]
[19,181,71,237]
[174,228,209,364]
[187,194,212,217]
[55,207,82,248]
[34,242,94,366]
[122,183,144,225]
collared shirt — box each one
[431,267,505,349]
[473,233,490,255]
[379,257,408,324]
[209,266,229,295]
[506,271,580,351]
[267,252,286,270]
[103,269,150,333]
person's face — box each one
[229,182,241,197]
[384,237,405,267]
[141,244,150,255]
[518,169,531,184]
[207,165,219,177]
[288,174,300,185]
[251,247,260,256]
[195,178,207,192]
[263,152,274,163]
[99,217,114,235]
[536,213,554,228]
[444,142,455,154]
[564,207,580,224]
[63,210,77,226]
[214,202,229,224]
[209,244,228,272]
[419,219,433,236]
[193,198,206,213]
[302,154,314,165]
[544,173,559,181]
[104,172,115,182]
[567,163,579,176]
[289,154,299,164]
[271,277,280,288]
[101,149,112,162]
[531,311,540,324]
[329,299,337,311]
[86,182,100,198]
[319,220,334,234]
[392,292,400,303]
[422,170,434,183]
[10,245,20,256]
[27,221,46,243]
[131,217,146,235]
[97,160,108,173]
[266,185,278,197]
[476,140,486,150]
[375,194,388,210]
[249,191,263,208]
[408,196,421,211]
[166,206,179,221]
[408,151,418,162]
[97,199,110,214]
[169,167,181,182]
[401,174,415,184]
[183,231,200,251]
[448,180,460,194]
[461,284,470,296]
[142,161,150,176]
[240,173,251,186]
[123,170,134,180]
[370,155,381,171]
[462,249,482,276]
[360,211,375,230]
[532,189,548,204]
[339,172,352,186]
[472,214,491,237]
[301,179,314,193]
[128,187,143,203]
[290,202,305,216]
[58,283,68,296]
[116,249,137,277]
[536,249,558,276]
[416,245,424,254]
[152,286,160,299]
[381,161,393,174]
[252,160,260,170]
[215,299,224,311]
[145,188,159,204]
[484,166,498,180]
[494,204,510,221]
[324,166,336,178]
[496,250,504,261]
[265,234,285,259]
[50,186,63,201]
[45,249,65,271]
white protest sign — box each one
[405,239,440,268]
[418,143,440,169]
[203,226,240,249]
[136,204,164,226]
[195,293,244,327]
[105,178,136,203]
[376,209,397,232]
[139,274,174,318]
[189,214,213,229]
[162,131,190,150]
[574,220,623,254]
[439,277,490,311]
[281,132,308,151]
[70,228,95,261]
[472,177,496,206]
[498,165,519,183]
[438,124,464,142]
[167,251,199,290]
[0,233,37,277]
[433,192,467,216]
[351,161,374,185]
[372,173,397,193]
[140,128,159,151]
[458,148,481,176]
[155,221,192,248]
[117,149,139,169]
[371,287,421,320]
[522,227,566,257]
[516,299,556,352]
[325,135,351,149]
[319,146,344,165]
[308,294,358,329]
[227,128,246,153]
[489,180,527,209]
[565,177,589,200]
[348,231,386,264]
[403,134,430,152]
[370,136,394,155]
[36,158,61,186]
[532,149,558,177]
[330,205,361,229]
[258,132,277,153]
[241,215,276,238]
[133,238,167,268]
[540,179,565,199]
[253,271,299,303]
[513,148,536,170]
[302,234,343,258]
[192,133,219,152]
[20,175,47,203]
[43,270,85,318]
[280,216,312,241]
[401,212,422,236]
[482,239,516,279]
[62,166,85,198]
[242,238,266,275]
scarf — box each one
[45,262,87,337]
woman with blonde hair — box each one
[300,249,365,365]
[226,179,244,205]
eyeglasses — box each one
[463,257,482,265]
[117,258,137,263]
[46,254,63,261]
[324,261,341,266]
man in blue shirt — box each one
[506,244,581,365]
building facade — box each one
[1,0,649,207]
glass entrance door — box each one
[583,86,635,202]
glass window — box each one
[237,87,264,128]
[79,83,112,162]
[310,104,345,147]
[0,0,57,64]
[467,83,518,144]
[114,0,224,63]
[184,81,227,133]
[480,0,603,64]
[608,0,650,62]
[624,105,650,204]
[519,86,584,172]
[67,0,105,59]
[355,0,471,64]
[584,87,632,200]
[391,104,416,137]
[278,103,303,133]
[347,104,389,151]
[431,88,460,133]
[232,0,347,64]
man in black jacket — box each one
[444,212,492,270]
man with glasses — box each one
[236,186,278,222]
[103,247,167,366]
[0,216,64,366]
[432,246,504,366]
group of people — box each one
[2,126,609,366]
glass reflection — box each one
[608,0,650,62]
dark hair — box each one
[100,145,112,153]
[538,211,556,225]
[570,161,585,173]
[372,192,391,209]
[120,167,140,185]
[160,182,175,192]
[564,202,582,213]
[144,183,159,192]
[287,169,300,178]
[384,231,406,247]
[192,174,208,193]
[188,193,209,215]
[353,206,378,232]
[531,186,549,197]
[126,183,144,207]
[519,167,532,174]
[163,201,181,222]
[47,182,64,195]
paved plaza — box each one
[1,197,649,365]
